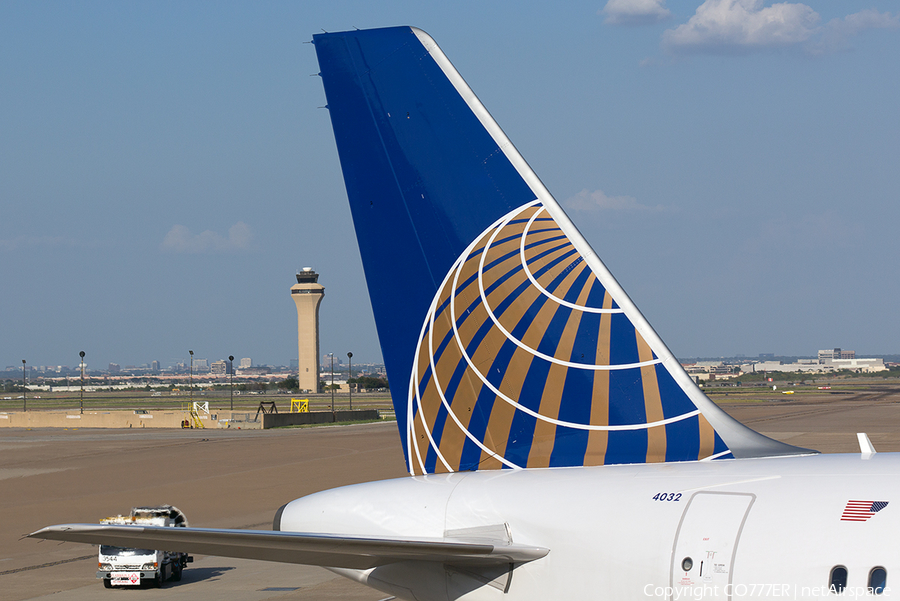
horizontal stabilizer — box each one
[28,524,548,570]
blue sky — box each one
[2,1,898,370]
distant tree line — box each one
[3,380,24,393]
[275,374,390,393]
[278,376,299,390]
[736,365,900,384]
[349,375,389,391]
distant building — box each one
[239,358,252,369]
[681,361,737,380]
[742,355,885,374]
[193,358,209,372]
[743,361,822,374]
[319,376,350,392]
[832,358,884,372]
[150,360,160,372]
[108,363,121,374]
[210,360,228,376]
[819,348,856,363]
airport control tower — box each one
[291,268,324,392]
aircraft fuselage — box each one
[280,452,896,600]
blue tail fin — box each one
[313,27,812,475]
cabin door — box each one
[669,492,755,601]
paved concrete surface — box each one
[4,388,900,599]
[719,386,900,453]
[2,423,407,600]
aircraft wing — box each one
[28,524,549,569]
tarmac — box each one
[3,423,407,600]
[4,388,900,600]
[718,387,900,454]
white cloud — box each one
[161,222,253,254]
[809,9,900,55]
[662,1,898,55]
[602,0,672,26]
[564,188,663,212]
[663,0,819,53]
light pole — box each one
[228,355,234,412]
[189,350,194,407]
[79,351,85,414]
[347,352,353,411]
[330,354,335,413]
[21,359,26,412]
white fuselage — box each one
[279,452,897,600]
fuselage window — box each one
[830,566,848,594]
[869,567,887,595]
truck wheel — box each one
[155,570,164,588]
[172,564,183,582]
[103,579,112,589]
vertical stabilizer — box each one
[313,27,814,475]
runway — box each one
[4,389,900,599]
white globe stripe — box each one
[409,200,702,475]
[427,279,522,470]
[407,205,536,473]
[519,207,625,314]
[405,376,420,474]
[409,307,448,474]
[477,209,661,372]
[408,295,441,475]
[700,449,733,462]
[449,205,700,432]
[412,326,454,473]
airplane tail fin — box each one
[313,27,813,475]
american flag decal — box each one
[841,500,889,522]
